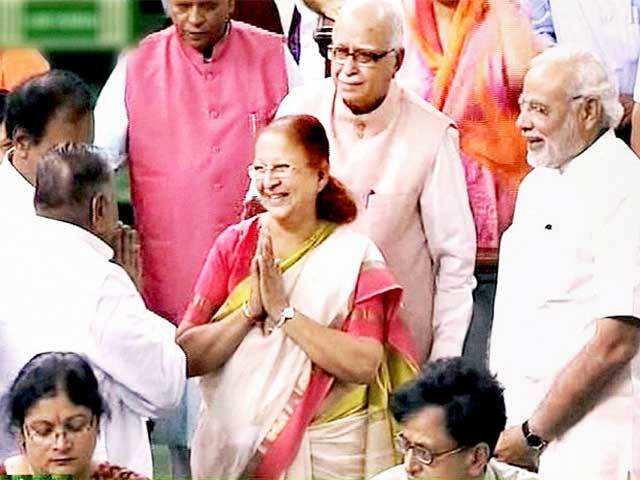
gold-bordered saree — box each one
[183,217,418,479]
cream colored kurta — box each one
[491,131,640,480]
[276,78,476,362]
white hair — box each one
[529,45,624,129]
[337,0,404,50]
[161,0,170,15]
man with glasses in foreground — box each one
[373,357,538,480]
[272,0,476,364]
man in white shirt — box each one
[0,143,186,476]
[491,46,640,480]
[268,0,477,362]
[373,357,538,480]
[0,70,93,232]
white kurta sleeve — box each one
[94,54,129,159]
[421,127,477,359]
[88,265,186,418]
[594,193,640,319]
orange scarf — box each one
[409,0,487,110]
[408,0,530,182]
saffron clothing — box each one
[400,0,536,248]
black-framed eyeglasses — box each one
[395,432,468,466]
[328,44,396,67]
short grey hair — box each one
[161,0,170,15]
[529,46,624,129]
[337,0,404,50]
[35,143,115,211]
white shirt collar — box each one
[333,80,402,138]
[33,216,114,260]
[559,129,616,177]
[1,149,34,193]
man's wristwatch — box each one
[522,420,549,452]
[275,306,295,329]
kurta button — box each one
[212,146,220,154]
[204,72,215,80]
[209,109,219,119]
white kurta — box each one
[490,130,640,480]
[0,151,35,231]
[0,217,186,476]
[275,78,477,362]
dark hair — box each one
[5,70,92,143]
[5,352,107,435]
[261,114,358,224]
[391,357,506,454]
[35,143,114,210]
[0,89,8,124]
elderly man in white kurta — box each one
[272,0,476,362]
[0,144,186,477]
[490,47,640,480]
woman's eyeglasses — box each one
[248,164,295,181]
[23,416,96,446]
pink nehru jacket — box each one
[126,23,288,323]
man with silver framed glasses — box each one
[372,357,538,480]
[267,0,477,364]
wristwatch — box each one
[522,420,549,452]
[275,306,296,329]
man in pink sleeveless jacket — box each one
[94,0,298,476]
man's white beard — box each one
[526,114,583,169]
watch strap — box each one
[522,420,549,451]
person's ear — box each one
[394,47,405,74]
[227,0,236,16]
[18,432,27,454]
[91,193,107,231]
[466,443,491,477]
[12,127,34,160]
[318,167,330,193]
[581,97,602,132]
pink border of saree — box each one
[253,266,418,479]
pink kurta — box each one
[125,23,289,323]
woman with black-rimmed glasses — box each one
[1,352,146,480]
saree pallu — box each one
[187,218,417,479]
[401,0,536,248]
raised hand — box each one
[113,222,141,288]
[256,230,288,329]
[245,255,265,325]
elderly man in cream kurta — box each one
[275,0,476,362]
